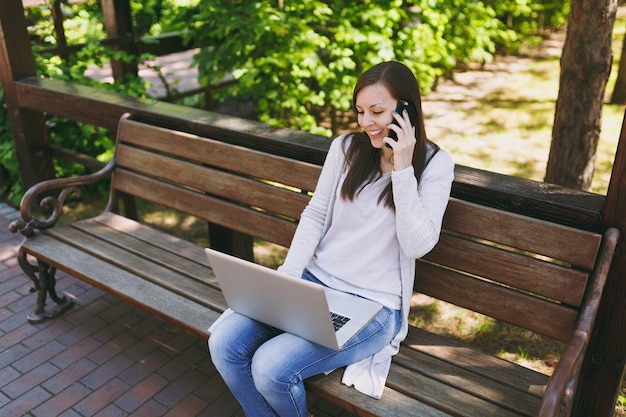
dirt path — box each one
[422,30,565,144]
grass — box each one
[427,30,624,195]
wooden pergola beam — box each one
[0,0,55,188]
[573,111,626,416]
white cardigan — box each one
[278,134,454,398]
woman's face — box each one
[355,83,397,149]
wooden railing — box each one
[14,76,606,232]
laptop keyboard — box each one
[330,312,351,331]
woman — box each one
[208,61,455,417]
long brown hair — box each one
[341,61,439,209]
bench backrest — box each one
[416,197,604,343]
[112,115,604,344]
[109,115,321,248]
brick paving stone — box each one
[114,373,170,413]
[97,296,136,323]
[154,366,208,408]
[0,288,22,311]
[119,349,171,385]
[158,328,200,355]
[193,372,230,403]
[201,390,242,417]
[0,386,52,417]
[54,333,102,366]
[0,390,10,408]
[161,393,209,417]
[42,357,98,394]
[31,382,92,417]
[93,404,130,417]
[13,339,66,373]
[21,319,74,350]
[0,343,30,369]
[4,292,37,319]
[0,261,23,278]
[66,297,114,328]
[2,361,60,399]
[0,306,13,323]
[123,313,167,341]
[81,354,134,390]
[74,377,131,416]
[122,331,168,361]
[58,408,84,417]
[73,285,108,306]
[0,318,39,348]
[157,343,207,380]
[0,365,21,390]
[88,331,139,365]
[128,398,169,417]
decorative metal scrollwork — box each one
[9,186,81,237]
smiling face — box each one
[355,83,397,149]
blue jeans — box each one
[208,269,401,417]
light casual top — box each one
[307,171,402,310]
[278,133,454,398]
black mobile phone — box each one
[387,99,418,145]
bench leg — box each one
[17,247,73,324]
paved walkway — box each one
[0,204,356,417]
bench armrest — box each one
[538,227,620,417]
[9,159,115,237]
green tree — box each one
[545,0,619,190]
[188,0,522,136]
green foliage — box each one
[1,0,570,203]
[4,0,161,202]
[0,88,23,205]
[188,0,555,136]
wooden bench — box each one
[9,113,619,417]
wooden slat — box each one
[415,262,578,342]
[70,218,215,288]
[443,198,602,269]
[21,233,219,339]
[402,328,548,397]
[423,233,589,307]
[115,144,310,220]
[306,371,455,417]
[112,169,297,248]
[452,165,605,231]
[308,327,550,417]
[386,365,525,417]
[92,212,212,268]
[45,225,227,313]
[118,118,322,193]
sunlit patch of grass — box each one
[254,240,288,268]
[409,295,564,375]
[429,29,625,196]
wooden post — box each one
[100,0,137,81]
[573,110,626,416]
[0,0,56,188]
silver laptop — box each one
[205,248,383,350]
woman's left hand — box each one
[386,109,416,170]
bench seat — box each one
[10,113,619,417]
[19,212,222,337]
[22,211,550,417]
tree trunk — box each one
[544,0,618,191]
[610,19,626,104]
